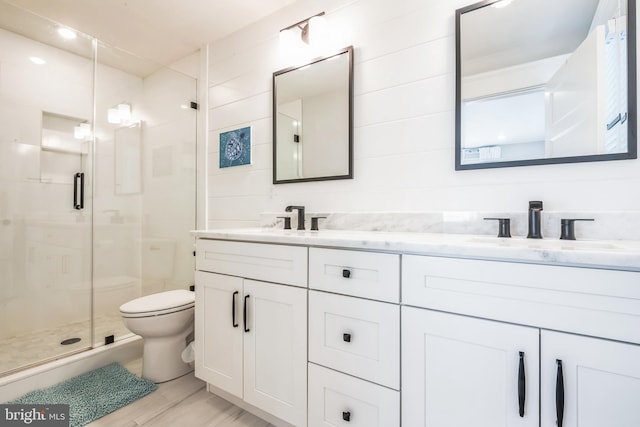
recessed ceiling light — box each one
[57,27,77,40]
[29,56,46,65]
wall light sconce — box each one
[108,103,132,124]
[74,122,91,140]
[279,12,329,61]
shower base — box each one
[0,312,130,376]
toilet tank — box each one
[136,238,175,280]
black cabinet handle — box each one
[342,269,351,278]
[343,333,351,343]
[556,359,565,427]
[243,294,250,333]
[518,351,525,417]
[232,291,239,328]
[342,411,351,422]
[73,172,84,210]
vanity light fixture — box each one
[108,103,132,124]
[279,12,328,55]
[117,103,131,121]
[74,123,91,140]
[107,108,120,124]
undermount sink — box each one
[467,236,623,251]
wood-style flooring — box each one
[87,361,275,427]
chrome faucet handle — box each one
[560,218,594,240]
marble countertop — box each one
[193,228,640,272]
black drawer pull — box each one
[342,269,351,278]
[343,333,351,343]
[342,411,351,422]
[518,351,525,417]
[243,294,250,333]
[556,359,565,427]
[232,291,239,328]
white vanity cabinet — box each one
[540,331,640,427]
[307,248,401,427]
[194,239,308,427]
[402,254,640,427]
[402,307,540,427]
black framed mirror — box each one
[455,0,637,170]
[273,46,353,183]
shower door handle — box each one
[73,172,84,210]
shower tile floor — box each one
[0,313,131,375]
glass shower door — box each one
[92,43,197,346]
[0,2,94,374]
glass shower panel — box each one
[0,1,94,374]
[93,44,197,346]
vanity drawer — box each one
[308,290,400,389]
[309,248,399,302]
[403,254,640,344]
[196,239,307,287]
[308,363,400,427]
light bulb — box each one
[108,108,121,124]
[308,15,328,45]
[117,103,131,122]
[280,29,297,52]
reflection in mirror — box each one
[273,46,353,183]
[114,122,141,194]
[456,0,637,169]
[40,112,90,184]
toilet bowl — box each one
[120,289,195,383]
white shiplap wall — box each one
[206,0,640,229]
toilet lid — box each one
[120,289,195,315]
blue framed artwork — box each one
[219,127,251,168]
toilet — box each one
[120,289,195,383]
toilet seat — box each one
[120,289,195,318]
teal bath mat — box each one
[9,363,157,427]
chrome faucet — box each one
[284,205,305,230]
[526,201,543,239]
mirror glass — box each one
[273,46,353,183]
[456,0,637,169]
[114,122,142,194]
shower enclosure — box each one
[0,1,197,376]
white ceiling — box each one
[4,0,296,67]
[461,0,601,75]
